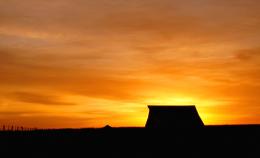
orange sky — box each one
[0,0,260,128]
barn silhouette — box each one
[145,105,204,129]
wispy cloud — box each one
[7,91,76,106]
[234,47,260,61]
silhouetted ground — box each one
[0,125,259,158]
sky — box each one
[0,0,260,128]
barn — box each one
[145,105,204,129]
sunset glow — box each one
[0,0,260,128]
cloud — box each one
[0,46,153,101]
[1,0,260,44]
[0,115,95,128]
[234,47,260,61]
[7,91,76,106]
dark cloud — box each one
[8,91,76,106]
[0,115,95,128]
[234,47,260,61]
[0,111,28,116]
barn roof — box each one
[145,105,204,129]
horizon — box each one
[1,0,260,128]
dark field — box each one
[1,125,259,158]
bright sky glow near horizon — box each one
[0,0,260,128]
